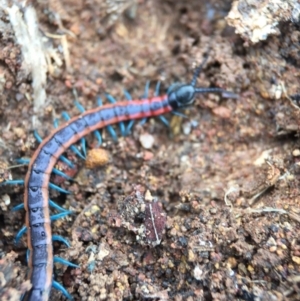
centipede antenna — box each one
[190,54,210,87]
[194,87,225,94]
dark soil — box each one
[0,0,300,300]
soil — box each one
[0,0,300,300]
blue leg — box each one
[69,145,86,160]
[58,156,75,169]
[74,101,85,113]
[123,89,132,101]
[96,96,103,107]
[61,112,71,122]
[53,119,59,129]
[16,158,30,164]
[139,118,147,126]
[54,256,79,268]
[52,235,70,248]
[33,130,43,143]
[49,183,70,194]
[106,125,118,141]
[12,203,24,211]
[52,168,73,181]
[167,83,180,94]
[15,226,27,243]
[51,211,72,221]
[93,130,103,147]
[4,179,24,185]
[52,280,74,301]
[158,115,170,127]
[15,212,72,243]
[105,93,126,136]
[154,81,161,96]
[143,81,150,98]
[49,200,69,212]
[81,135,87,156]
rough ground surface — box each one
[0,0,300,300]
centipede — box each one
[3,59,234,301]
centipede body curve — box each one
[23,97,172,300]
[13,58,233,300]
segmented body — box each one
[10,55,232,300]
[24,96,172,300]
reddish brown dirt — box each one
[0,0,300,300]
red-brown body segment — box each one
[23,96,172,301]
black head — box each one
[167,83,226,110]
[167,56,228,110]
[167,84,196,110]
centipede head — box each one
[167,55,232,110]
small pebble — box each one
[97,246,110,261]
[139,133,155,149]
[2,194,10,206]
[292,149,300,157]
[143,151,154,161]
[193,265,203,280]
[85,148,110,169]
[292,256,300,265]
[182,121,192,135]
